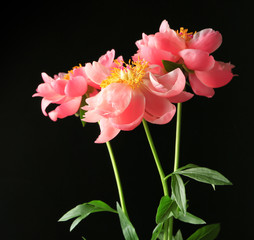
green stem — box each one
[142,119,169,240]
[168,102,183,240]
[105,141,129,219]
[142,119,169,196]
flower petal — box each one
[41,98,51,116]
[195,61,235,88]
[85,83,132,118]
[41,72,53,83]
[85,61,111,85]
[48,97,82,121]
[159,20,170,33]
[142,88,176,124]
[188,28,222,53]
[110,89,145,130]
[168,91,194,103]
[98,49,115,68]
[147,68,186,98]
[95,118,120,143]
[179,49,215,71]
[189,73,215,98]
[65,76,88,97]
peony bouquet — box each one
[33,20,235,240]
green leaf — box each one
[171,174,187,215]
[177,211,206,225]
[156,196,175,224]
[175,229,183,240]
[79,94,88,127]
[186,223,220,240]
[165,164,198,181]
[58,200,117,231]
[162,60,183,73]
[151,223,163,240]
[117,202,139,240]
[177,167,232,185]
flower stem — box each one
[142,119,169,240]
[168,102,183,240]
[142,119,169,196]
[105,141,129,219]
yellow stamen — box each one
[63,64,82,80]
[100,59,149,89]
[175,27,196,41]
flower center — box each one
[175,27,196,41]
[63,64,82,80]
[100,59,149,89]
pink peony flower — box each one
[134,20,235,98]
[33,65,95,121]
[83,56,188,143]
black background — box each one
[1,1,253,240]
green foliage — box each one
[186,223,221,240]
[162,60,184,73]
[117,202,139,240]
[58,200,117,231]
[174,230,183,240]
[171,174,187,215]
[151,223,163,240]
[177,167,232,185]
[155,196,175,224]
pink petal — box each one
[65,76,88,97]
[179,49,215,71]
[189,73,215,98]
[187,28,222,54]
[83,109,102,123]
[41,72,53,83]
[52,79,68,95]
[142,88,176,124]
[34,82,63,101]
[110,89,145,131]
[86,83,132,118]
[159,20,170,33]
[95,118,121,143]
[85,62,111,85]
[195,61,234,88]
[154,30,186,55]
[41,98,52,116]
[98,49,115,68]
[147,68,186,98]
[48,97,82,121]
[135,45,179,67]
[168,91,194,103]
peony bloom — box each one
[83,56,188,143]
[33,65,95,121]
[134,20,235,98]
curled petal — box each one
[52,79,68,95]
[85,61,111,85]
[41,72,53,83]
[195,61,235,88]
[188,28,222,54]
[159,20,170,33]
[65,76,88,97]
[95,118,120,143]
[41,98,51,116]
[143,88,176,124]
[189,73,215,98]
[48,97,82,121]
[98,49,115,68]
[110,89,145,131]
[179,49,215,71]
[168,91,194,103]
[85,83,132,118]
[133,46,179,66]
[147,68,186,98]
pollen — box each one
[100,59,149,89]
[175,27,196,41]
[63,64,82,80]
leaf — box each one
[177,211,206,225]
[79,94,88,127]
[156,196,175,224]
[177,167,232,185]
[162,60,183,73]
[151,223,163,240]
[175,229,183,240]
[165,164,198,181]
[117,202,139,240]
[171,174,187,215]
[186,223,220,240]
[58,200,117,231]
